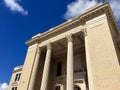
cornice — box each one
[13,68,22,73]
[13,65,23,73]
[26,2,119,46]
[105,3,120,35]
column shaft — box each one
[66,35,74,90]
[28,47,41,90]
[40,44,52,90]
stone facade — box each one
[8,66,22,90]
[8,3,120,90]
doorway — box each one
[74,85,81,90]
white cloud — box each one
[64,0,120,22]
[64,0,97,20]
[0,83,8,90]
[4,0,28,15]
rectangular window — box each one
[55,86,60,90]
[14,73,21,81]
[14,74,18,81]
[18,73,21,81]
[12,87,17,90]
[56,62,62,76]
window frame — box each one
[56,61,62,76]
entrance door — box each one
[74,85,81,90]
[55,86,60,90]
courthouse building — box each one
[8,3,120,90]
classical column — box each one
[66,34,74,90]
[40,43,52,90]
[82,28,94,90]
[28,47,41,90]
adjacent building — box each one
[8,3,120,90]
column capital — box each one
[81,26,87,36]
[36,47,41,54]
[46,43,52,50]
[66,34,73,42]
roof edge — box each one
[26,2,119,46]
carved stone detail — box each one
[66,34,73,42]
[46,43,52,50]
[12,82,18,86]
[81,26,87,36]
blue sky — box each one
[0,0,120,90]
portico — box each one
[27,27,89,90]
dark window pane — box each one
[12,87,14,90]
[18,73,21,81]
[15,74,18,81]
[55,86,60,90]
[15,87,17,90]
[12,87,17,90]
[56,62,62,76]
[74,86,81,90]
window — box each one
[18,73,21,81]
[12,87,17,90]
[14,74,18,81]
[15,73,21,81]
[56,62,62,76]
[74,85,81,90]
[55,86,60,90]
